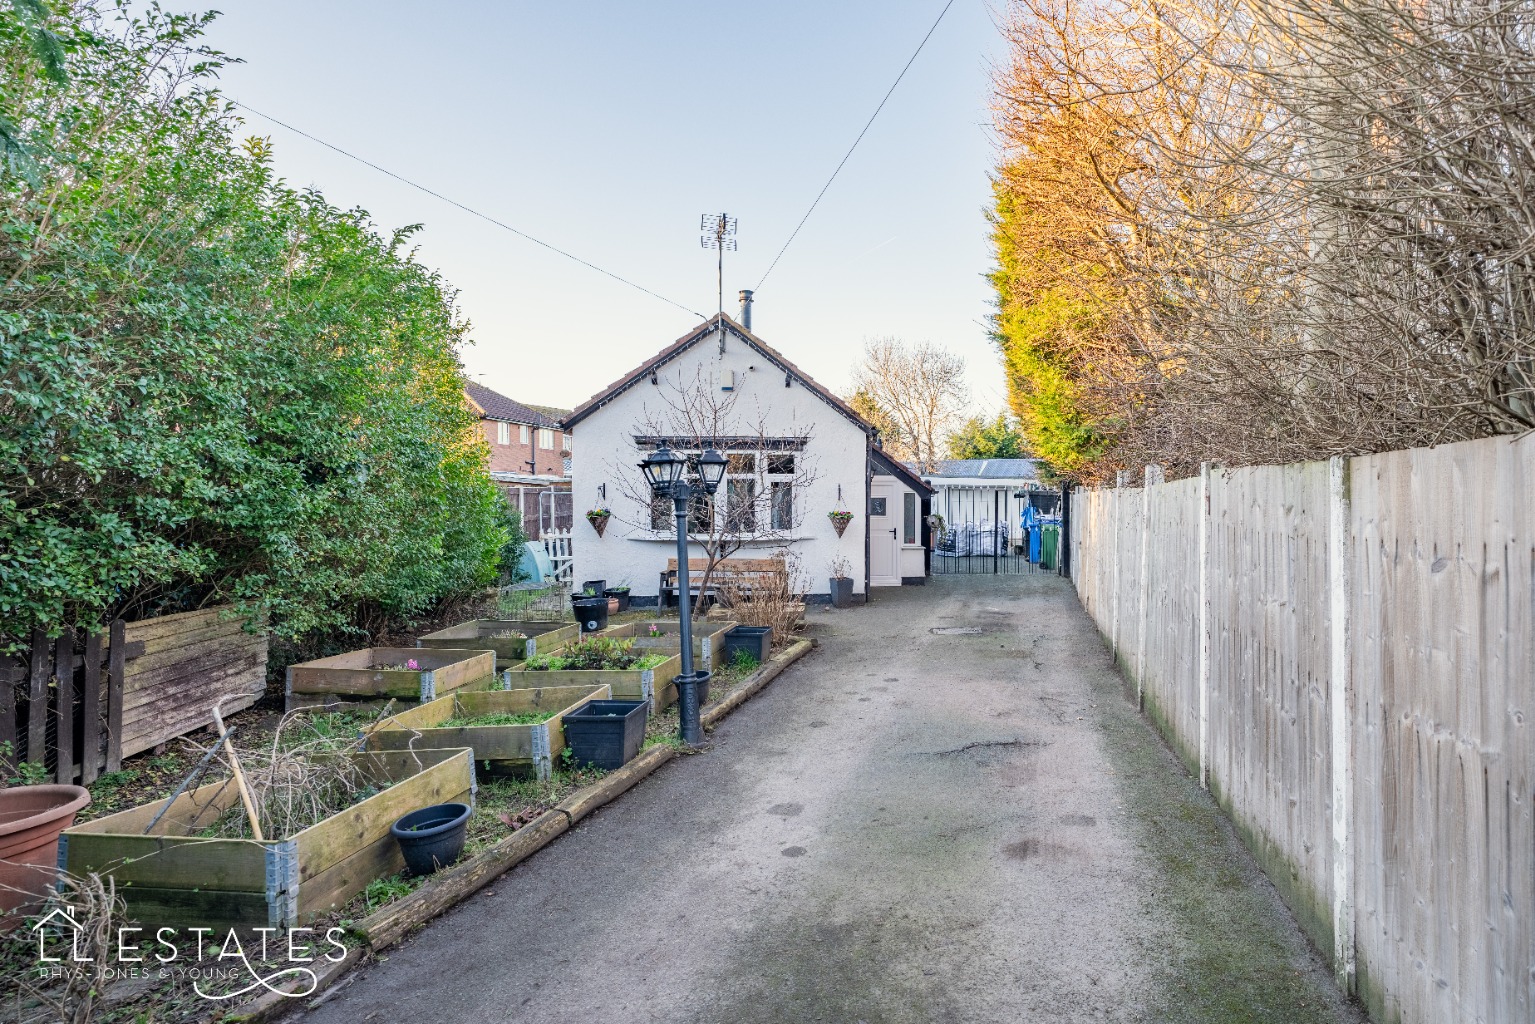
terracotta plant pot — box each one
[0,784,91,929]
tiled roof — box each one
[560,314,874,435]
[870,447,935,495]
[465,382,564,429]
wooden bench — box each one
[660,557,788,609]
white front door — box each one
[869,482,900,586]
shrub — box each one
[0,4,505,646]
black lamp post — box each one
[640,445,727,746]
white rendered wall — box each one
[569,325,870,601]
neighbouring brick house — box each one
[465,381,572,538]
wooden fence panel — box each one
[1349,435,1534,1024]
[1113,484,1144,674]
[1141,477,1202,770]
[1206,460,1336,955]
[1070,433,1534,1024]
[119,607,266,759]
[1,606,264,781]
[2,623,126,782]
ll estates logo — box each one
[30,904,348,1001]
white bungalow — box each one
[561,313,933,605]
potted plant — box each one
[0,782,91,928]
[604,580,632,613]
[828,509,855,538]
[828,556,855,609]
[585,506,612,536]
[723,625,772,665]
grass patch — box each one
[524,635,669,672]
[440,710,556,728]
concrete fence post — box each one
[1111,473,1125,661]
[1198,462,1212,790]
[1327,455,1356,991]
[1135,465,1164,708]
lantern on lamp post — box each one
[639,445,726,746]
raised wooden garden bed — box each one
[508,652,683,715]
[362,685,609,780]
[600,619,738,672]
[416,618,579,668]
[59,747,474,929]
[285,647,497,712]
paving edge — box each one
[225,636,814,1023]
[701,638,813,729]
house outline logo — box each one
[31,906,81,932]
[32,905,88,964]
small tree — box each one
[610,370,820,613]
[846,387,909,459]
[946,413,1029,459]
[851,337,969,471]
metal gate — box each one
[930,487,1060,575]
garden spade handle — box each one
[212,702,264,842]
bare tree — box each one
[851,338,969,471]
[608,369,820,613]
[990,0,1535,481]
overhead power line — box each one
[754,0,957,292]
[230,100,706,319]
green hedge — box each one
[0,5,506,646]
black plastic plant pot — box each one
[562,699,649,769]
[604,588,631,613]
[723,626,772,665]
[829,577,854,609]
[572,596,610,633]
[581,579,607,597]
[391,802,472,877]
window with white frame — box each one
[643,447,799,536]
[770,480,793,531]
[725,477,757,531]
[903,492,917,544]
[538,429,554,450]
[496,422,510,446]
[519,424,529,444]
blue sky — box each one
[202,1,1009,413]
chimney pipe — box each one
[738,289,754,331]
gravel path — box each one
[293,574,1364,1024]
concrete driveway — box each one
[294,573,1363,1024]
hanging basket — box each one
[587,512,611,537]
[828,511,854,538]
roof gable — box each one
[465,382,563,429]
[561,315,874,435]
[870,446,934,495]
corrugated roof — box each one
[922,459,1040,481]
[464,382,564,429]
